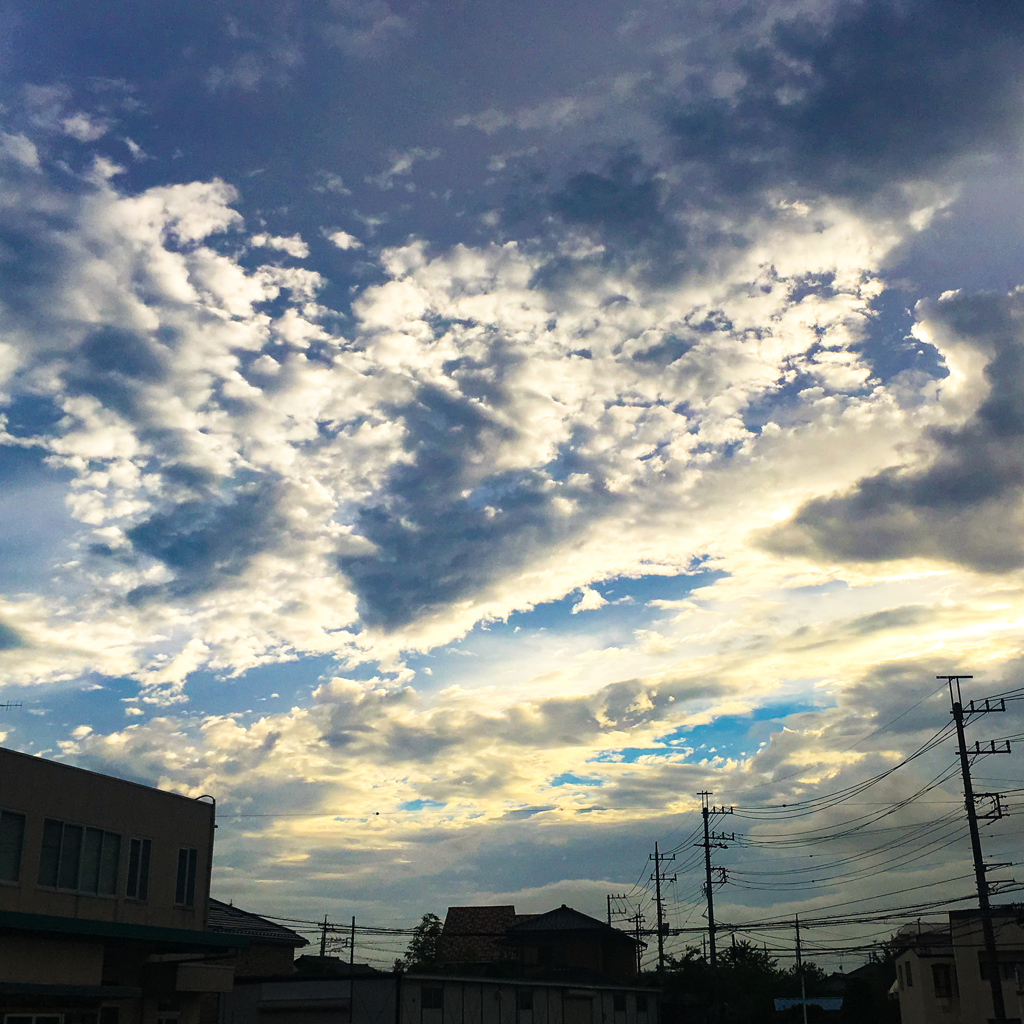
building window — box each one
[0,810,26,883]
[126,837,151,901]
[613,994,626,1013]
[422,987,444,1010]
[905,960,913,987]
[932,963,956,998]
[635,995,648,1014]
[37,819,120,895]
[897,964,904,990]
[979,954,1021,981]
[517,989,533,1012]
[175,847,198,907]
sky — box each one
[2,0,1024,968]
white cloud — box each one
[324,0,410,56]
[455,97,596,135]
[366,147,440,190]
[572,587,607,613]
[251,232,310,258]
[0,133,39,169]
[326,229,362,250]
[61,113,111,142]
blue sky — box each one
[2,0,1024,967]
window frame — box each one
[125,836,152,902]
[931,962,956,999]
[175,846,198,908]
[0,809,26,884]
[36,817,121,896]
[421,986,444,1011]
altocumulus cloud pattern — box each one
[1,0,1024,930]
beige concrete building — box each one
[0,745,243,1024]
[894,907,1024,1024]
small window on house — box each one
[37,819,120,894]
[517,990,533,1012]
[905,960,913,987]
[897,964,904,990]
[932,963,955,999]
[126,837,151,901]
[635,995,648,1014]
[613,994,626,1013]
[422,987,444,1010]
[175,847,197,907]
[0,810,26,883]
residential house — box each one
[893,906,1024,1023]
[437,905,638,984]
[504,906,638,983]
[436,907,519,973]
[207,900,308,979]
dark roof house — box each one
[505,904,639,982]
[437,903,638,983]
[207,897,308,978]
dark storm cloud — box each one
[550,154,680,248]
[339,382,617,630]
[762,290,1024,572]
[665,0,1024,201]
[125,477,287,602]
[0,622,24,650]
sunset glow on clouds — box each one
[2,0,1024,958]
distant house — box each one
[893,907,1024,1024]
[505,906,638,983]
[208,898,308,978]
[437,905,520,970]
[0,743,241,1020]
[436,904,638,984]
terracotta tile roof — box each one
[438,905,518,964]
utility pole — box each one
[606,894,630,934]
[649,842,676,972]
[320,914,329,958]
[795,915,808,1024]
[631,909,645,974]
[351,916,356,966]
[696,792,733,970]
[941,675,1008,1021]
